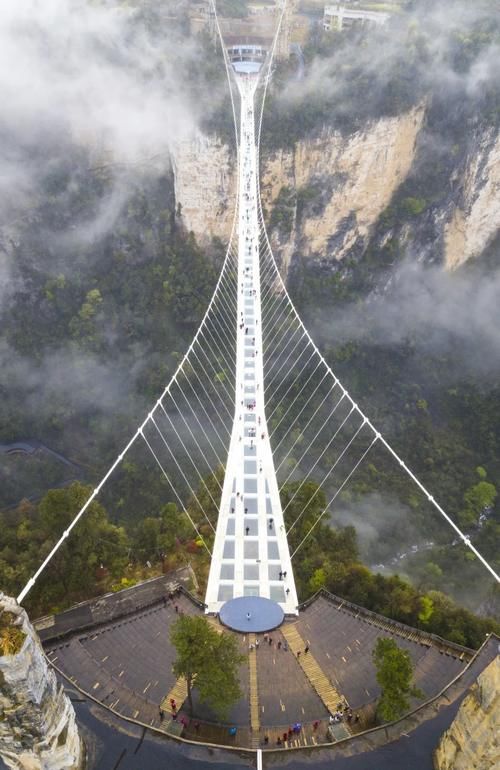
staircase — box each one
[160,676,188,719]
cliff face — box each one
[0,593,82,770]
[261,104,426,276]
[444,128,500,270]
[172,132,237,244]
[172,108,500,276]
[172,107,425,266]
[433,655,499,770]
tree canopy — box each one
[170,615,244,719]
[373,637,423,722]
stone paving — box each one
[297,596,468,709]
[254,625,328,726]
[43,585,475,750]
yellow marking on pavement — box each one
[133,709,139,718]
[281,624,351,731]
[248,633,260,731]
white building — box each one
[323,4,390,31]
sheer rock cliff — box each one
[172,107,500,277]
[433,654,499,770]
[0,593,82,770]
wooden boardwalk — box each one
[248,633,260,746]
[160,676,188,716]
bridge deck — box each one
[204,69,297,614]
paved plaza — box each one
[296,596,468,709]
[42,581,476,751]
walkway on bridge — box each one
[205,64,297,615]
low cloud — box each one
[279,0,500,125]
[333,492,424,564]
[0,0,197,168]
[0,339,146,417]
[0,0,214,310]
[315,258,500,379]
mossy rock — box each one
[0,612,26,656]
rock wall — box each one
[172,132,237,243]
[172,108,500,275]
[0,594,82,770]
[433,654,499,770]
[444,128,500,270]
[172,108,425,262]
[261,104,425,271]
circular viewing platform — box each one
[219,595,284,633]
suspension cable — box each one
[291,437,378,559]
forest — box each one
[1,477,498,650]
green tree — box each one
[69,287,103,348]
[159,502,193,551]
[417,595,434,625]
[162,234,216,324]
[373,637,423,722]
[309,567,327,593]
[134,517,161,559]
[459,480,497,528]
[170,615,244,719]
[33,482,129,611]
